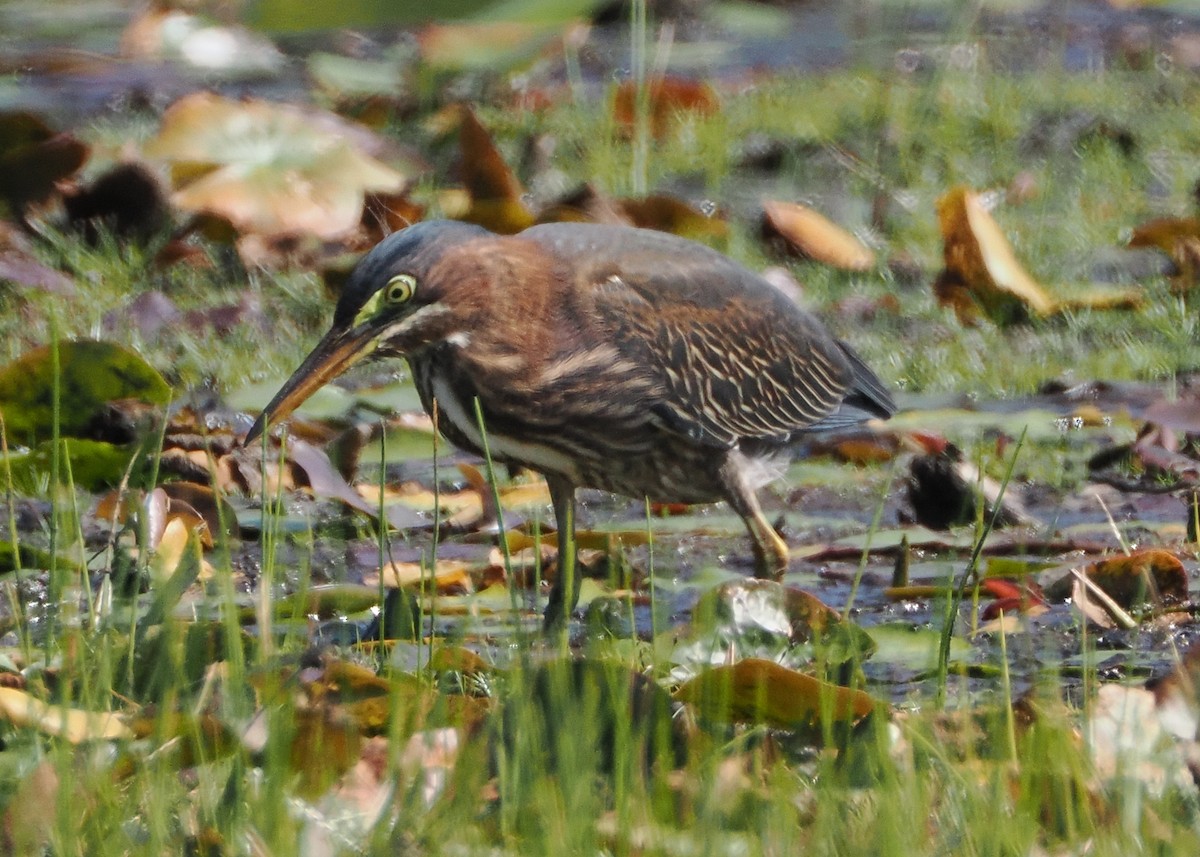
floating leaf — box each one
[288,438,425,531]
[0,340,169,445]
[761,200,874,271]
[1128,215,1200,291]
[0,111,89,216]
[246,0,602,34]
[308,51,410,106]
[120,8,284,75]
[674,658,875,730]
[145,93,406,239]
[865,623,972,673]
[1046,549,1188,608]
[0,541,68,574]
[691,579,874,660]
[418,20,569,73]
[612,77,719,139]
[6,438,137,492]
[934,186,1141,325]
[452,106,535,234]
[616,194,728,240]
[272,584,381,620]
[376,559,473,593]
[0,687,132,742]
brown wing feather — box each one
[520,223,871,445]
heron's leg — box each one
[719,452,789,580]
[543,475,580,631]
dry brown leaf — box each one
[674,658,875,730]
[761,200,874,271]
[0,112,89,216]
[160,481,240,544]
[375,559,473,594]
[455,106,535,234]
[536,182,632,226]
[1081,550,1189,606]
[936,186,1058,323]
[1045,548,1189,609]
[148,517,217,582]
[616,194,727,240]
[361,190,426,244]
[612,77,719,139]
[936,186,1142,325]
[1068,573,1126,630]
[1128,215,1200,291]
[289,438,424,531]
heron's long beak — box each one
[242,324,378,446]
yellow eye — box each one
[384,274,416,305]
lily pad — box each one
[864,622,973,673]
[0,541,78,575]
[5,437,138,492]
[0,340,169,445]
[145,92,406,239]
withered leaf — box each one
[0,687,132,742]
[761,200,875,271]
[612,77,719,139]
[1046,549,1189,608]
[674,658,875,730]
[1128,215,1200,291]
[935,186,1142,325]
[454,106,535,234]
[145,93,406,239]
[616,194,727,240]
[0,112,89,217]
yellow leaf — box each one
[1128,215,1200,291]
[376,559,473,592]
[147,517,215,582]
[0,687,132,742]
[936,187,1142,324]
[761,200,874,271]
[673,658,875,729]
[937,186,1057,323]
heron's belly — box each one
[425,371,733,503]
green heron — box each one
[244,221,896,629]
